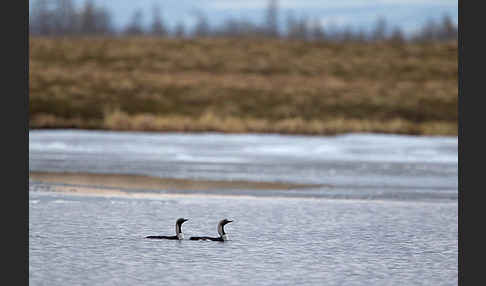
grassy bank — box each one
[30,37,458,135]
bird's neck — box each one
[176,223,183,239]
[218,223,229,240]
[218,223,225,236]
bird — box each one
[145,218,189,240]
[189,218,233,241]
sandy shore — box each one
[29,172,322,197]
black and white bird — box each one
[190,218,233,242]
[145,218,189,240]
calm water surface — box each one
[29,130,458,285]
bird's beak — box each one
[227,220,233,223]
[183,219,189,222]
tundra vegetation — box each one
[29,0,457,135]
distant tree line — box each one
[29,0,457,43]
[30,0,113,35]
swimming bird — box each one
[145,218,189,240]
[190,218,233,241]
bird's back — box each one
[145,235,178,240]
[189,236,223,241]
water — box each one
[29,130,457,201]
[29,130,458,285]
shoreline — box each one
[29,172,458,204]
[29,119,457,136]
[29,171,322,195]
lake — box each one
[29,130,458,285]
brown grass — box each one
[29,37,458,135]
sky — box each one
[44,0,458,35]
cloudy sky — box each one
[66,0,457,35]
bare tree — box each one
[95,7,113,35]
[220,19,240,37]
[372,17,387,41]
[390,26,405,44]
[174,21,186,38]
[439,14,457,41]
[309,20,326,42]
[79,0,96,34]
[150,4,167,36]
[264,0,279,37]
[30,0,53,35]
[125,9,144,35]
[340,26,355,42]
[53,0,78,35]
[285,12,296,39]
[414,18,437,42]
[193,13,210,37]
[287,13,308,40]
[78,1,112,35]
[355,29,368,43]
